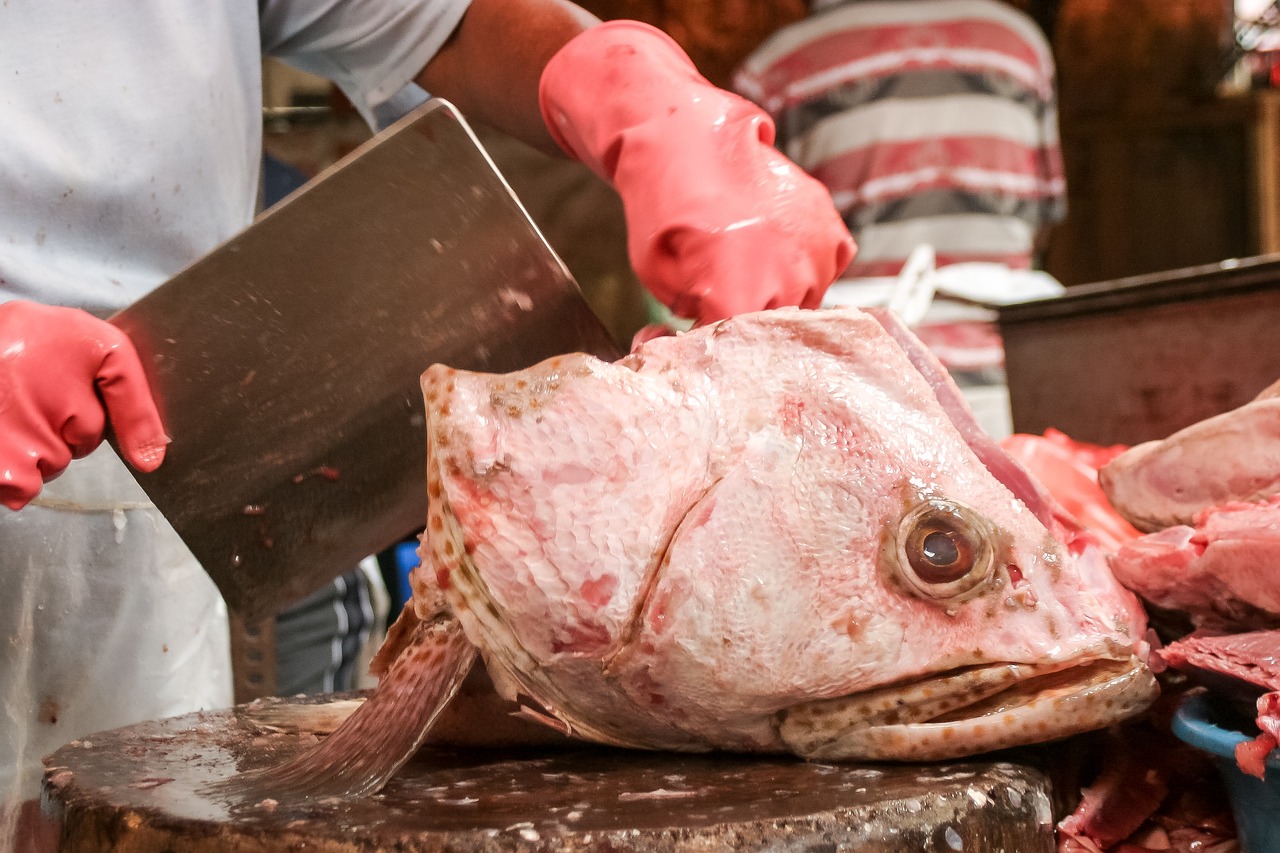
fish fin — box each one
[511,703,574,736]
[422,664,580,747]
[369,599,419,677]
[209,607,477,801]
[238,698,365,736]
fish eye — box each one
[893,499,996,602]
[908,522,975,584]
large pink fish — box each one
[245,308,1155,799]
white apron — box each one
[0,446,232,813]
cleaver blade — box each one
[109,99,624,622]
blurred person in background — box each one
[0,2,853,850]
[733,0,1066,435]
[734,0,1064,280]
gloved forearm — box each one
[539,21,855,325]
[0,301,167,510]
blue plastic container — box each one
[1173,693,1280,852]
[391,541,421,615]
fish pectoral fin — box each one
[511,702,574,736]
[237,698,365,736]
[208,611,478,802]
[370,599,423,677]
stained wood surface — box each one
[43,695,1057,852]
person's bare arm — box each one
[415,4,854,324]
[415,0,599,155]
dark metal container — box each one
[998,254,1280,446]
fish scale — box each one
[226,306,1156,800]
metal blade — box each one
[110,99,623,621]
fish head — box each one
[419,307,1155,760]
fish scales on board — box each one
[224,306,1156,802]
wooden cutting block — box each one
[42,695,1056,852]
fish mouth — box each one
[777,656,1157,762]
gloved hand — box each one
[0,301,167,510]
[539,21,855,326]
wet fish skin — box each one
[229,307,1154,801]
[422,307,1151,757]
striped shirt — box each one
[734,0,1065,279]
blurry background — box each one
[262,0,1280,343]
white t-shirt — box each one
[0,0,470,812]
[0,0,470,315]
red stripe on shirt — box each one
[753,19,1049,109]
[809,136,1062,207]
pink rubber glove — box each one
[539,21,855,326]
[0,301,167,510]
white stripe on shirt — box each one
[791,96,1044,167]
[830,167,1065,210]
[763,47,1049,115]
[741,0,1053,82]
[851,213,1034,261]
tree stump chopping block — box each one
[43,695,1057,852]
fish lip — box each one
[778,655,1158,762]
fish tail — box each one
[208,604,477,802]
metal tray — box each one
[999,254,1280,445]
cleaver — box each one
[110,99,624,622]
